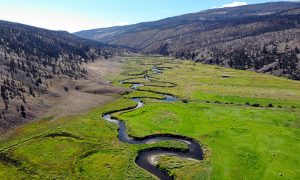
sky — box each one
[0,0,298,32]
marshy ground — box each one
[0,56,299,179]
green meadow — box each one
[1,56,299,179]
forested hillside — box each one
[0,20,123,132]
[75,2,300,79]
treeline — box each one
[199,44,300,79]
[154,9,300,79]
[170,43,300,79]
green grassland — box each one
[1,55,300,179]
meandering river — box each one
[102,66,203,179]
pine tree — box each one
[20,105,26,118]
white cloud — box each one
[0,6,128,32]
[222,1,248,8]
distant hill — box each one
[0,20,122,62]
[0,20,123,131]
[75,2,300,79]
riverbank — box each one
[1,55,300,179]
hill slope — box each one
[0,20,123,132]
[75,2,300,79]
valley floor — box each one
[0,56,299,179]
[0,57,126,135]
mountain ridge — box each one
[75,2,300,41]
[75,1,300,79]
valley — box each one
[76,2,300,80]
[1,56,299,179]
[0,1,300,179]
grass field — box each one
[0,55,299,179]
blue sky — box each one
[0,0,296,32]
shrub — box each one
[182,99,188,103]
[252,103,260,107]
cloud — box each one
[222,1,248,8]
